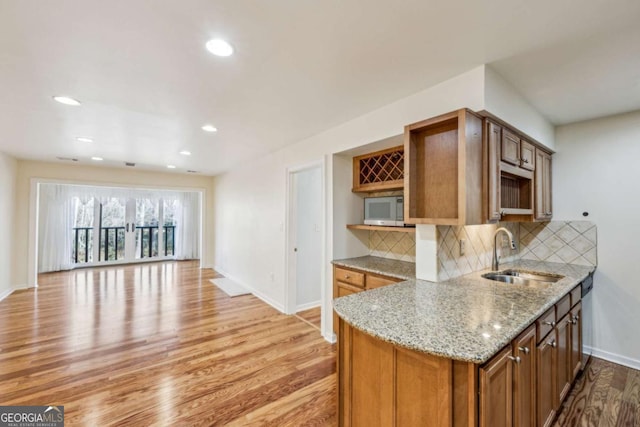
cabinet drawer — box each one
[570,285,581,307]
[556,294,571,321]
[337,282,363,297]
[536,307,556,343]
[366,274,399,290]
[335,267,365,288]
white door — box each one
[293,167,322,311]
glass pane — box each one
[135,199,159,259]
[163,199,178,256]
[100,198,126,261]
[72,197,94,264]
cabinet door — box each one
[486,120,502,222]
[534,149,553,221]
[480,346,513,427]
[501,129,521,166]
[520,140,536,171]
[513,325,537,427]
[556,314,572,407]
[570,302,583,381]
[536,336,557,427]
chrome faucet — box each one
[492,227,517,271]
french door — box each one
[73,196,176,266]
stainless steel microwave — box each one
[364,196,404,226]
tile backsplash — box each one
[436,222,519,281]
[519,221,597,267]
[369,230,416,262]
[365,220,597,280]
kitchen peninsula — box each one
[333,258,594,427]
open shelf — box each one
[347,224,416,233]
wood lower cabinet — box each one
[480,346,514,427]
[555,313,572,405]
[537,334,557,427]
[333,265,402,334]
[570,302,583,381]
[339,320,457,427]
[534,149,553,221]
[336,284,586,427]
[513,325,537,427]
[480,324,536,427]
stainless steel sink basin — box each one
[482,269,564,285]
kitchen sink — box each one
[482,269,564,286]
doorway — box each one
[286,162,324,328]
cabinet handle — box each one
[518,346,530,355]
[547,340,557,348]
[567,318,575,325]
[507,355,521,364]
[522,158,529,164]
[573,314,580,321]
[543,320,556,327]
[546,211,552,216]
[500,211,505,217]
[345,275,350,279]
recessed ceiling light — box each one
[205,39,234,57]
[167,165,176,169]
[76,137,93,143]
[91,156,103,161]
[179,150,192,156]
[53,96,81,106]
[202,124,217,132]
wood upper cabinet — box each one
[501,128,521,166]
[513,325,537,427]
[480,346,514,427]
[485,120,502,222]
[501,129,536,171]
[534,149,553,221]
[352,145,404,192]
[404,109,484,226]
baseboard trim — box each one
[213,266,285,313]
[590,346,640,370]
[0,287,14,302]
[323,332,337,344]
[296,301,321,312]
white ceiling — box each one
[1,0,639,175]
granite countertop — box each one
[333,259,595,364]
[332,256,415,281]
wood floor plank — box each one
[296,307,322,330]
[0,261,336,426]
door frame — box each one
[28,178,207,287]
[284,159,326,319]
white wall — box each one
[212,66,487,337]
[294,167,322,309]
[0,152,18,300]
[13,160,215,287]
[484,66,555,150]
[554,110,640,368]
[212,64,554,339]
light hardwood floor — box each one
[295,307,321,331]
[0,261,337,426]
[2,261,638,426]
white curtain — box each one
[174,192,200,260]
[38,184,75,273]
